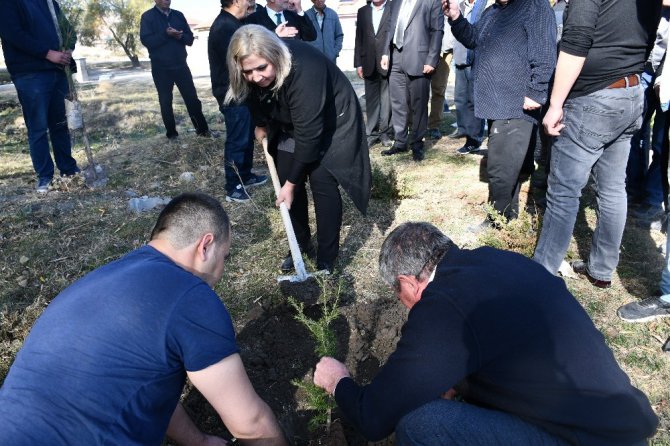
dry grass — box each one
[1,73,669,443]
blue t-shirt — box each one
[0,246,238,445]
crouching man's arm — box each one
[187,354,288,445]
[167,404,228,445]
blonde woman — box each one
[226,24,371,273]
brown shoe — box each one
[571,260,611,289]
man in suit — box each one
[381,0,444,162]
[354,0,394,148]
[244,0,317,41]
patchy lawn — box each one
[0,74,668,444]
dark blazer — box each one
[0,0,77,76]
[247,40,371,214]
[385,0,443,76]
[244,6,317,41]
[354,1,393,77]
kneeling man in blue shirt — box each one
[0,193,286,445]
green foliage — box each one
[477,204,539,258]
[288,278,341,357]
[80,0,152,67]
[288,278,342,431]
[371,163,401,201]
[291,380,333,431]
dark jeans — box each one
[276,148,342,265]
[454,66,485,142]
[487,119,535,220]
[151,65,209,137]
[396,400,569,446]
[534,83,644,280]
[390,47,431,151]
[13,70,79,181]
[220,104,254,193]
[363,70,392,140]
[627,71,666,209]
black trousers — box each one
[276,148,342,265]
[389,47,431,151]
[151,65,209,137]
[486,119,535,220]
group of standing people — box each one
[139,0,363,274]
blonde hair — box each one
[224,25,292,105]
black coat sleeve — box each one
[286,10,317,41]
[334,294,478,441]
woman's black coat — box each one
[247,39,371,214]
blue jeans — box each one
[220,104,254,193]
[534,83,644,281]
[627,71,665,208]
[13,70,79,181]
[395,399,568,445]
[661,114,670,299]
[454,66,484,142]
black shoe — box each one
[412,149,425,162]
[316,260,334,274]
[467,219,498,234]
[617,297,670,322]
[281,245,316,272]
[198,130,220,139]
[281,253,295,272]
[571,260,611,289]
[367,136,380,147]
[448,129,466,139]
[427,128,442,140]
[381,144,408,156]
[380,134,394,147]
[457,138,482,155]
[61,167,81,177]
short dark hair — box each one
[220,0,234,8]
[150,193,230,249]
[379,222,453,287]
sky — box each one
[170,0,222,22]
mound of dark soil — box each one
[183,290,407,445]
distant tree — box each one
[79,0,152,68]
[58,0,86,33]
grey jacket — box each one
[305,6,344,63]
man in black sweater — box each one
[314,222,658,444]
[533,0,663,288]
[140,0,210,139]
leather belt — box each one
[607,74,639,89]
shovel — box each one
[262,138,314,283]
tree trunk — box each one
[129,55,140,68]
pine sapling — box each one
[288,277,342,432]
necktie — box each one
[394,0,415,49]
[275,13,283,25]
